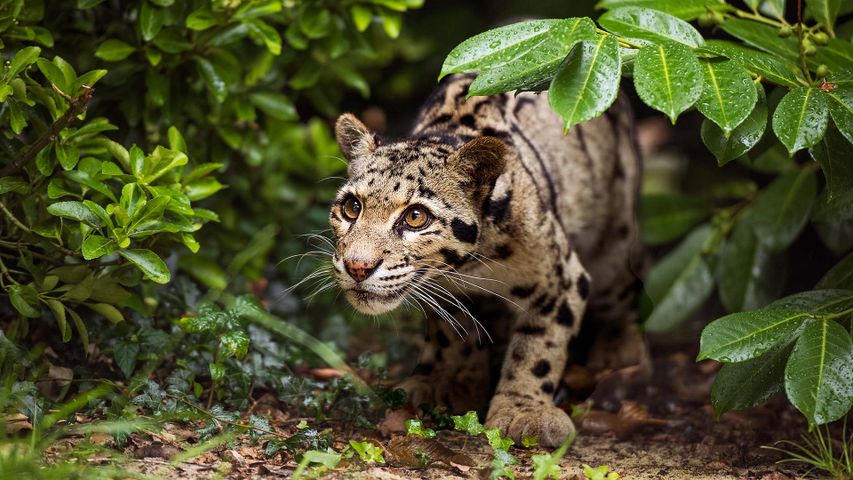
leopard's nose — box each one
[343,258,382,283]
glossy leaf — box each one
[698,309,810,362]
[816,252,853,290]
[785,320,853,425]
[82,234,117,260]
[643,225,715,331]
[633,41,702,123]
[716,216,785,312]
[768,289,853,315]
[549,35,621,131]
[9,284,41,318]
[701,82,767,165]
[639,193,709,245]
[810,124,853,202]
[807,0,841,35]
[772,88,829,155]
[140,1,165,41]
[697,40,801,89]
[711,339,793,417]
[824,86,853,145]
[696,59,757,135]
[598,6,704,47]
[47,201,103,227]
[750,168,817,253]
[594,0,731,20]
[759,0,785,19]
[87,303,124,323]
[249,92,298,120]
[720,19,799,63]
[95,39,135,61]
[440,18,596,96]
[119,249,170,284]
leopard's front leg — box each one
[486,251,588,447]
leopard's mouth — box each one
[345,286,406,314]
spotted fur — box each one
[329,75,647,447]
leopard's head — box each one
[328,114,506,314]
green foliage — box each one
[583,464,621,480]
[531,433,574,480]
[442,0,853,425]
[348,439,386,464]
[764,422,853,479]
[450,410,518,479]
[405,418,437,438]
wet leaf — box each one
[639,193,709,245]
[773,87,830,155]
[785,319,853,425]
[696,58,757,136]
[807,0,841,35]
[711,339,793,417]
[598,6,704,46]
[699,309,810,362]
[633,41,702,123]
[47,201,102,227]
[824,86,853,145]
[701,82,768,165]
[549,35,621,131]
[720,19,800,63]
[810,124,853,202]
[697,41,800,88]
[749,168,817,253]
[82,234,117,260]
[119,249,170,284]
[594,0,731,20]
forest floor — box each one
[45,340,814,479]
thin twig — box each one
[0,85,95,177]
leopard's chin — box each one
[344,288,404,315]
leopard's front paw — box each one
[485,395,575,447]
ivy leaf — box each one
[220,330,250,359]
[696,58,757,136]
[633,41,702,124]
[349,440,386,464]
[749,168,817,253]
[531,433,574,480]
[639,193,709,245]
[548,35,621,131]
[597,6,704,47]
[716,216,786,313]
[711,339,793,417]
[404,419,436,438]
[785,319,853,426]
[772,87,829,155]
[119,249,170,284]
[701,82,768,165]
[113,339,139,378]
[451,410,485,436]
[698,309,809,362]
[642,225,715,332]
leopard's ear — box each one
[448,136,507,203]
[335,113,376,162]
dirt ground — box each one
[61,341,815,480]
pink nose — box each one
[343,258,382,282]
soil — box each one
[55,340,815,479]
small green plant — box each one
[450,410,518,479]
[764,422,853,479]
[348,439,386,464]
[292,449,342,480]
[583,464,621,480]
[531,433,575,480]
[405,418,437,438]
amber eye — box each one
[341,196,361,221]
[402,205,431,229]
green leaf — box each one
[759,0,786,19]
[750,168,817,252]
[66,308,89,354]
[168,126,187,154]
[220,330,249,359]
[151,29,192,53]
[772,87,829,155]
[810,123,853,202]
[698,40,801,88]
[185,178,224,201]
[113,340,139,378]
[548,35,621,131]
[0,176,30,195]
[55,143,80,170]
[121,183,147,219]
[140,146,188,184]
[82,234,117,260]
[807,0,841,35]
[8,284,41,318]
[701,82,768,165]
[696,58,757,136]
[244,18,281,55]
[350,5,372,31]
[719,19,799,64]
[87,303,124,323]
[36,57,68,92]
[451,410,485,436]
[643,225,715,331]
[768,289,853,314]
[716,215,786,312]
[594,0,731,20]
[47,201,102,227]
[639,193,709,245]
[139,1,165,41]
[824,86,853,145]
[196,57,227,103]
[404,418,436,438]
[532,433,575,480]
[597,6,704,47]
[440,18,596,96]
[119,249,170,284]
[45,299,69,342]
[186,8,218,30]
[8,46,41,78]
[698,309,809,362]
[711,339,793,417]
[209,362,225,381]
[249,92,297,120]
[348,440,385,464]
[633,41,702,123]
[785,319,853,425]
[95,39,135,61]
[817,252,853,290]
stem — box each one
[207,344,220,409]
[0,256,19,286]
[595,28,643,49]
[169,394,288,439]
[0,200,32,233]
[0,86,94,177]
[795,0,813,84]
[815,307,853,321]
[731,9,788,28]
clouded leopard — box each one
[328,74,647,446]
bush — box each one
[441,0,852,426]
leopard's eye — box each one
[341,196,361,221]
[402,205,431,229]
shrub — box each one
[441,0,852,426]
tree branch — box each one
[0,86,95,177]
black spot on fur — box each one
[460,114,476,128]
[440,248,467,267]
[436,330,450,348]
[617,224,630,238]
[531,360,551,378]
[511,347,524,362]
[545,340,556,348]
[577,273,590,299]
[494,244,513,259]
[510,284,537,298]
[516,325,546,335]
[541,381,555,394]
[451,219,478,244]
[556,301,575,327]
[483,191,512,224]
[539,298,556,315]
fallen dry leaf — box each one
[579,401,667,440]
[385,435,475,470]
[5,413,32,433]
